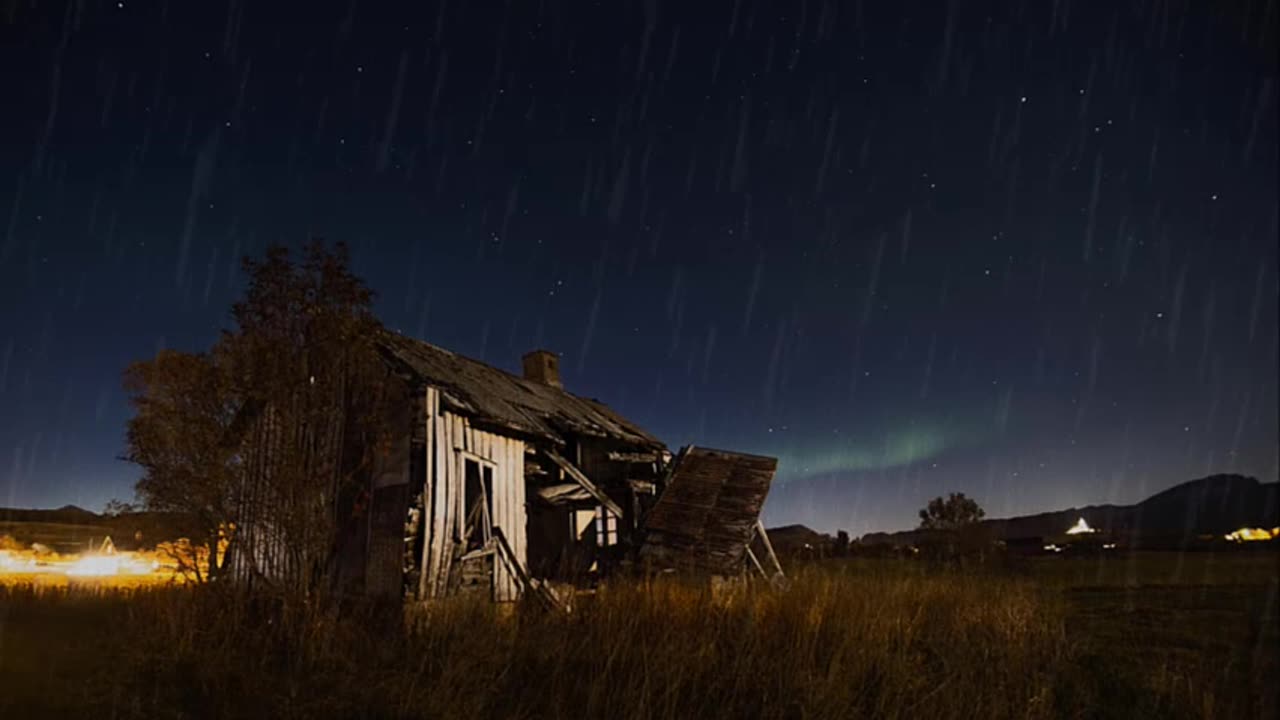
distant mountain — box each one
[861,474,1279,546]
[0,505,103,525]
[765,524,832,556]
[0,505,198,549]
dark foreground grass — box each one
[1,552,1275,720]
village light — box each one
[1224,527,1279,542]
[63,553,157,577]
[0,550,37,571]
[1065,517,1097,535]
[0,536,170,582]
[65,554,125,577]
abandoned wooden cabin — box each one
[230,331,783,602]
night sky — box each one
[2,0,1276,535]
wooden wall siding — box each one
[230,400,344,589]
[422,386,442,599]
[366,387,414,598]
[577,438,664,536]
[367,483,409,597]
[420,395,528,602]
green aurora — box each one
[763,422,986,483]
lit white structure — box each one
[1065,517,1097,535]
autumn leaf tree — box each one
[123,346,240,581]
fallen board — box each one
[639,447,778,576]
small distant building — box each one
[1011,517,1122,555]
[1224,527,1279,543]
[762,525,833,560]
[1064,517,1096,535]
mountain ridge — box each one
[859,474,1278,545]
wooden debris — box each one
[640,447,779,577]
[543,450,625,519]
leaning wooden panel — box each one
[639,447,779,577]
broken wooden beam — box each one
[607,450,663,463]
[492,526,560,610]
[536,483,595,504]
[626,479,657,494]
[543,449,625,519]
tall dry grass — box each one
[4,557,1274,720]
[90,567,1070,720]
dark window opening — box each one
[464,458,494,550]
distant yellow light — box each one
[1,542,168,582]
[1065,517,1097,535]
[64,554,156,577]
[1224,527,1277,542]
[0,550,36,572]
[65,554,124,577]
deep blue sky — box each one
[1,0,1276,535]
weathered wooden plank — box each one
[427,404,449,597]
[514,440,528,599]
[627,479,657,494]
[537,483,595,503]
[434,412,458,596]
[492,526,554,608]
[418,388,437,600]
[505,438,518,602]
[608,450,663,463]
[453,415,465,541]
[500,437,516,601]
[491,435,507,602]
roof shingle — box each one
[379,331,663,448]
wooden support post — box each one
[756,519,785,579]
[745,545,769,578]
[544,450,625,519]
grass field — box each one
[1,551,1275,719]
[0,521,110,554]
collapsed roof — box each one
[379,331,663,449]
[640,447,779,576]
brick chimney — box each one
[521,349,562,389]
